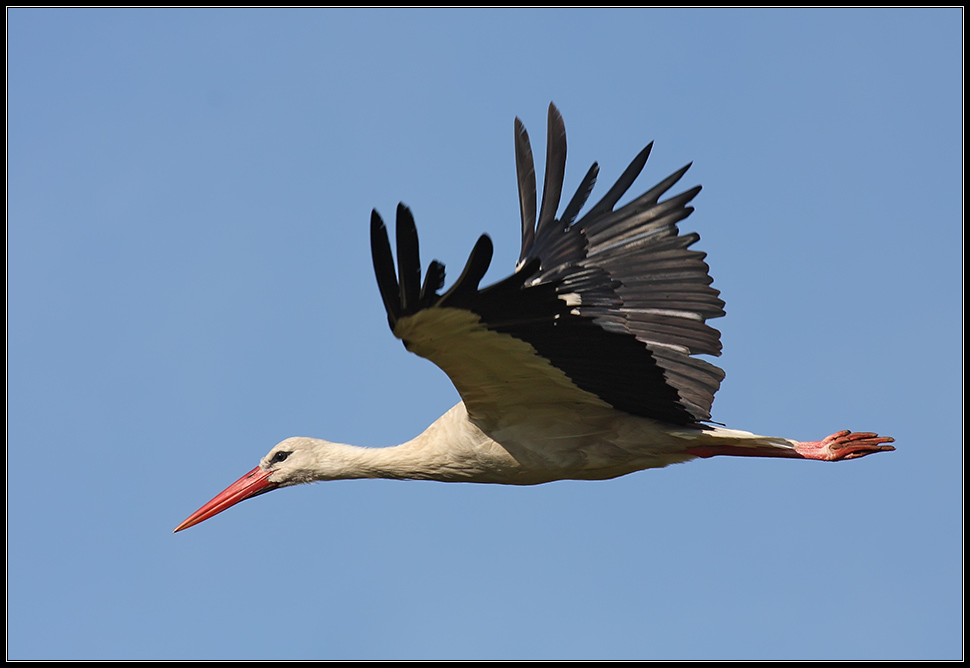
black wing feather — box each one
[535,103,567,244]
[370,210,401,326]
[559,162,599,229]
[394,204,422,314]
[514,118,537,267]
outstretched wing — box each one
[370,103,725,427]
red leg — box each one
[685,430,895,461]
[792,430,895,461]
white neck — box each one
[291,403,516,484]
[303,438,460,482]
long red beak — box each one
[174,466,279,532]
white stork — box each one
[175,104,893,532]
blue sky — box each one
[8,8,961,660]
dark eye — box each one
[271,451,291,465]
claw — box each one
[793,430,896,461]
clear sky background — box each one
[8,8,962,661]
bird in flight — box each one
[175,103,893,532]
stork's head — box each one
[173,437,328,532]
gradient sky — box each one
[8,8,962,660]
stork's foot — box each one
[793,430,895,461]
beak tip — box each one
[172,515,199,534]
